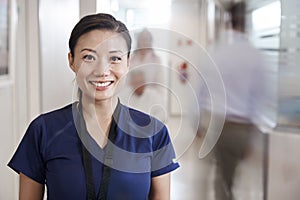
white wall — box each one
[0,0,28,199]
[39,0,79,113]
[0,84,16,199]
[168,0,205,115]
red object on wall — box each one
[178,62,188,83]
[186,39,193,46]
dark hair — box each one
[69,13,132,58]
[230,2,246,32]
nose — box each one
[93,57,111,76]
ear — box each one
[127,57,130,68]
[68,52,76,72]
[124,58,130,74]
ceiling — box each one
[217,0,244,9]
[117,0,243,10]
[115,0,243,11]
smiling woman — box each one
[69,30,129,103]
[8,13,179,200]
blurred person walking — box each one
[120,28,168,121]
[130,28,164,90]
[197,2,269,200]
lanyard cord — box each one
[82,143,97,200]
[78,97,119,200]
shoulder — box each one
[28,103,75,136]
[39,103,74,122]
[118,103,168,140]
[118,104,172,151]
[119,103,165,127]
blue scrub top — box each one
[8,102,179,200]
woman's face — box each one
[69,30,129,102]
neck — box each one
[81,96,118,120]
[80,96,118,144]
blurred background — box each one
[0,0,299,199]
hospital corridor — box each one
[0,0,300,199]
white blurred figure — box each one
[197,2,270,200]
[119,28,167,122]
[130,28,165,94]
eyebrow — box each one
[80,48,97,53]
[80,48,124,54]
[109,50,124,54]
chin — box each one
[94,93,115,102]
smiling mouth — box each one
[90,81,114,88]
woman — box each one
[8,13,179,200]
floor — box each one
[167,117,264,200]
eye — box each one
[83,54,96,62]
[110,56,122,63]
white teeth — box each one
[91,81,111,87]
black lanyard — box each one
[77,101,120,200]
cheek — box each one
[112,64,128,79]
[75,65,93,82]
[75,73,86,89]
